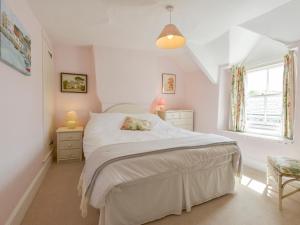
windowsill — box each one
[219,130,294,144]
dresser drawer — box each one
[179,124,194,131]
[165,112,180,119]
[58,149,82,160]
[179,111,193,119]
[168,118,193,126]
[58,140,82,149]
[59,132,82,141]
[159,110,194,131]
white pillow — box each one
[86,112,162,134]
[86,113,125,132]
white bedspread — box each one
[83,113,199,159]
[79,113,241,218]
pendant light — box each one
[156,5,186,49]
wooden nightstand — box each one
[158,110,194,131]
[56,127,83,163]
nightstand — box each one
[56,127,83,163]
[158,110,194,131]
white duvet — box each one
[83,112,199,159]
[81,113,241,214]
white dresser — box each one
[56,127,83,163]
[158,110,194,131]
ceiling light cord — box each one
[166,5,173,24]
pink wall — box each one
[184,70,219,132]
[92,46,188,111]
[186,50,300,171]
[53,45,101,127]
[53,45,194,127]
[0,0,45,223]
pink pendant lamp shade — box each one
[156,5,186,49]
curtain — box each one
[231,66,246,132]
[283,51,296,140]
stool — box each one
[267,156,300,210]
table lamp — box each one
[156,97,166,112]
[66,111,78,129]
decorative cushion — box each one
[121,116,152,131]
[268,156,300,176]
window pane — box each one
[246,96,265,115]
[246,95,265,131]
[247,69,267,95]
[265,95,282,135]
[265,94,282,116]
[245,64,283,137]
[268,66,284,93]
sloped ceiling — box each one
[28,0,295,83]
[243,36,288,68]
[188,32,230,83]
[242,0,300,45]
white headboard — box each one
[104,103,148,114]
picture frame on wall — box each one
[61,73,88,93]
[0,0,32,76]
[162,73,176,94]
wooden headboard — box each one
[104,103,148,114]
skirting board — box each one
[4,153,53,225]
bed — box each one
[78,103,242,225]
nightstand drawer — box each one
[56,127,84,163]
[59,132,82,141]
[58,140,82,149]
[58,149,82,160]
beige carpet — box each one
[21,162,300,225]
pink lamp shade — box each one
[157,97,166,106]
[156,97,166,112]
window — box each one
[245,63,284,137]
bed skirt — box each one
[98,160,235,225]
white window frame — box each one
[245,62,284,137]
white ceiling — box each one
[27,0,295,83]
[28,0,290,49]
[242,0,300,45]
[244,35,287,68]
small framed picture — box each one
[162,73,176,94]
[61,73,87,93]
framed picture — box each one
[61,73,87,93]
[0,0,31,76]
[162,73,176,94]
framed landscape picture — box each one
[162,73,176,94]
[0,0,31,76]
[61,73,87,93]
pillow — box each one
[121,116,152,131]
[85,113,126,135]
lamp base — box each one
[66,120,77,129]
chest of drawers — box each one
[158,110,194,131]
[56,127,83,163]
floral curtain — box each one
[231,66,246,132]
[283,51,296,140]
